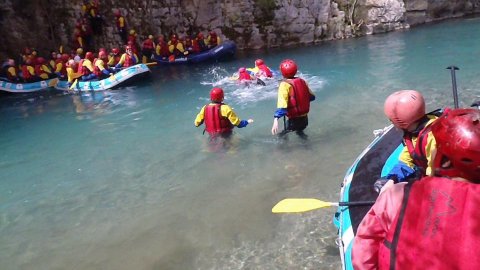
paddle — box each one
[446,65,459,109]
[69,79,78,90]
[256,78,266,86]
[272,198,375,213]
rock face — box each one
[1,0,480,59]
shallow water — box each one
[1,17,480,270]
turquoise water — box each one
[1,17,480,270]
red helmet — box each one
[197,32,204,39]
[384,90,425,129]
[255,59,264,67]
[431,108,480,182]
[210,87,224,102]
[98,51,107,59]
[280,59,297,78]
[114,9,121,17]
[99,47,107,53]
[85,51,94,60]
[111,48,120,55]
[210,31,217,37]
[238,67,246,73]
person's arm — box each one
[352,183,405,270]
[222,105,252,128]
[384,146,416,182]
[194,105,206,127]
[115,54,126,68]
[424,128,437,176]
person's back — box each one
[353,108,480,270]
[195,88,253,137]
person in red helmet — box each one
[249,59,273,78]
[34,57,54,79]
[352,108,480,270]
[20,58,37,82]
[155,35,170,59]
[1,59,20,82]
[114,9,128,43]
[78,51,96,81]
[206,31,221,48]
[195,87,253,137]
[192,32,207,53]
[271,59,315,136]
[108,48,121,67]
[94,51,113,79]
[115,45,139,68]
[141,34,155,63]
[237,67,252,82]
[373,90,442,193]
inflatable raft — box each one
[153,40,236,64]
[0,78,59,93]
[54,63,150,92]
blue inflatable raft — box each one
[55,63,150,92]
[153,40,236,64]
[0,78,59,93]
[333,125,404,270]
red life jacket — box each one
[403,116,437,174]
[77,59,91,75]
[258,64,272,77]
[238,71,251,81]
[34,64,48,77]
[378,176,480,270]
[21,65,33,80]
[123,54,135,67]
[204,103,234,134]
[284,78,311,118]
[142,39,154,50]
[55,59,66,76]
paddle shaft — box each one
[447,65,459,109]
[337,201,375,207]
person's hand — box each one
[247,119,254,124]
[373,178,394,194]
[271,118,279,135]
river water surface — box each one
[1,17,480,270]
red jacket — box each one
[352,177,480,270]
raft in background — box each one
[333,125,404,270]
[55,63,151,92]
[153,40,236,64]
[0,78,59,93]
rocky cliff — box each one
[1,0,480,59]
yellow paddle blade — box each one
[69,79,78,90]
[272,199,334,213]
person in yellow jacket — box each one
[66,60,82,87]
[115,46,139,68]
[168,34,186,57]
[195,87,253,137]
[373,90,440,193]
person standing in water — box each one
[271,59,315,135]
[195,87,253,137]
